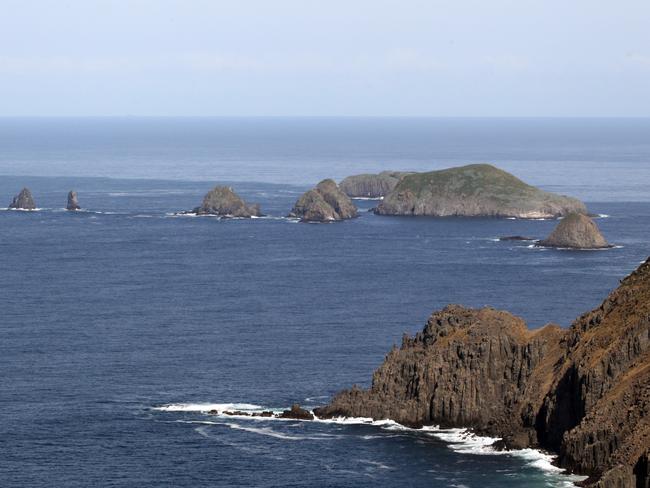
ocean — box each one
[1,117,649,487]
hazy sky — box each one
[1,0,649,116]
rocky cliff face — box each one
[375,164,587,218]
[289,179,358,222]
[539,213,611,249]
[315,259,650,487]
[193,186,261,217]
[339,171,412,198]
[8,188,36,210]
[66,191,80,211]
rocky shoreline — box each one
[312,260,650,487]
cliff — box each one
[374,164,587,218]
[339,171,412,199]
[9,187,36,210]
[289,179,358,222]
[315,259,650,487]
[193,186,261,217]
[539,213,611,249]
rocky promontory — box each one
[193,186,261,217]
[315,259,650,487]
[339,171,412,199]
[538,213,611,249]
[375,164,587,218]
[67,191,80,211]
[9,188,36,210]
[289,179,357,222]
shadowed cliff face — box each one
[315,259,650,487]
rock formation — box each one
[8,188,36,210]
[339,171,412,199]
[193,186,261,217]
[289,179,358,222]
[375,164,587,219]
[66,191,80,211]
[539,213,611,249]
[314,259,650,487]
[279,404,314,420]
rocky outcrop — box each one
[315,259,650,487]
[539,213,611,249]
[339,171,412,199]
[375,164,587,219]
[66,191,80,211]
[193,186,261,217]
[289,179,358,222]
[8,188,36,210]
[279,404,315,420]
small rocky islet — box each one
[339,171,412,199]
[67,191,81,211]
[191,186,261,218]
[8,187,37,210]
[538,212,611,249]
[289,179,358,222]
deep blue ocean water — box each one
[1,118,649,487]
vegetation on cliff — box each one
[289,179,358,222]
[339,171,412,198]
[193,186,261,217]
[375,164,587,218]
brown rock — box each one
[289,179,357,222]
[279,404,314,420]
[8,188,36,210]
[316,258,650,486]
[539,213,611,249]
[193,186,261,218]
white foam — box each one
[351,196,384,201]
[154,402,263,413]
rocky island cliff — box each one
[193,186,261,217]
[315,259,650,487]
[339,171,412,199]
[539,213,611,249]
[289,179,357,222]
[9,188,36,210]
[67,191,80,211]
[375,164,587,218]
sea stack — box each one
[315,258,650,487]
[193,186,261,218]
[8,188,36,210]
[289,179,358,222]
[539,213,611,249]
[67,191,80,211]
[375,164,587,219]
[339,171,412,199]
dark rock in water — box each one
[315,258,650,487]
[289,179,357,222]
[8,188,36,210]
[252,411,274,418]
[279,404,314,420]
[375,164,587,218]
[339,171,413,199]
[498,235,536,241]
[538,213,611,249]
[193,186,261,218]
[67,191,80,211]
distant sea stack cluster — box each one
[314,259,650,487]
[192,186,261,218]
[6,188,81,211]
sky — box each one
[1,0,649,117]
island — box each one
[289,179,358,222]
[8,188,36,210]
[67,191,81,211]
[538,212,611,249]
[314,258,650,488]
[374,164,587,218]
[339,171,412,199]
[192,186,261,218]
